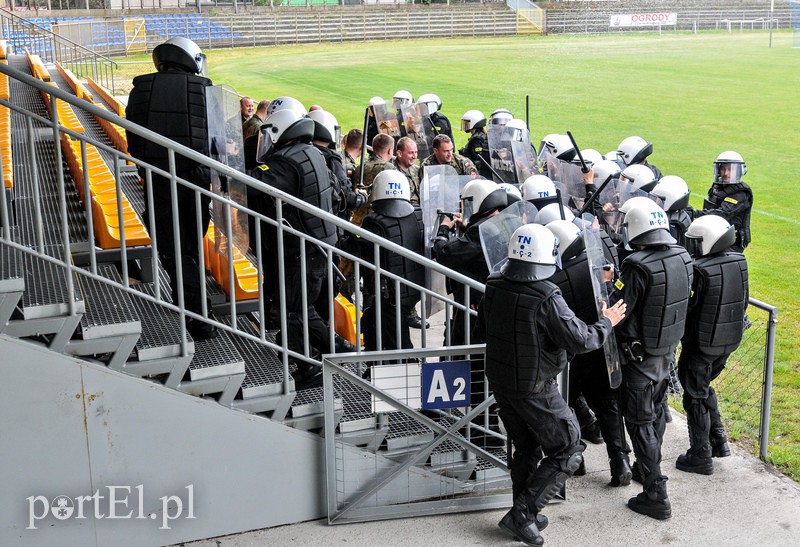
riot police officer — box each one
[677,215,748,475]
[418,93,454,142]
[652,175,693,248]
[460,110,492,179]
[617,135,663,179]
[615,200,692,520]
[126,37,217,340]
[358,170,425,352]
[479,223,626,546]
[691,151,753,252]
[249,105,338,385]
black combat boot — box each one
[628,477,671,520]
[498,506,545,546]
[609,453,632,487]
[676,448,714,475]
[710,425,731,457]
[631,460,644,484]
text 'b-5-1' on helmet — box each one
[308,109,341,146]
[152,37,207,75]
[461,109,486,132]
[621,200,676,247]
[371,170,414,218]
[489,108,513,126]
[620,163,658,193]
[501,223,560,282]
[460,178,508,220]
[266,96,307,119]
[418,93,442,115]
[685,215,736,258]
[617,135,653,166]
[652,175,690,212]
[713,150,747,185]
[547,219,584,260]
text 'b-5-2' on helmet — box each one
[501,223,561,282]
[620,163,658,193]
[460,178,508,220]
[617,135,653,166]
[371,170,414,218]
[489,108,513,126]
[418,93,442,115]
[257,108,314,160]
[621,200,676,247]
[547,219,584,260]
[152,37,207,75]
[461,110,486,132]
[713,150,747,185]
[266,96,307,119]
[685,215,736,258]
[652,175,690,212]
[308,109,341,146]
[521,174,556,201]
[392,90,413,109]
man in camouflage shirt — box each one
[393,136,421,206]
[419,134,478,180]
[351,133,395,226]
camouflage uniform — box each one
[242,115,264,141]
[393,158,421,206]
[343,150,359,187]
[351,153,394,226]
[419,153,478,181]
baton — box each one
[567,130,589,174]
[578,174,613,216]
[525,95,530,131]
[357,107,369,190]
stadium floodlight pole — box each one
[769,0,775,48]
[567,130,590,174]
[358,107,369,189]
[525,95,530,131]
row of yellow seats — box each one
[60,134,150,249]
[203,220,260,302]
[1,101,11,189]
[86,77,129,158]
[25,52,50,82]
[0,58,9,100]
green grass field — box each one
[115,30,800,479]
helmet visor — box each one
[714,162,745,184]
[684,233,703,258]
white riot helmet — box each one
[521,174,556,201]
[257,108,314,160]
[685,215,736,258]
[621,200,676,247]
[592,159,621,186]
[620,164,658,193]
[605,150,621,162]
[498,182,522,203]
[580,148,604,166]
[392,90,413,109]
[489,108,513,126]
[501,223,560,282]
[541,134,576,162]
[308,109,341,147]
[368,96,385,107]
[152,37,207,76]
[460,178,508,220]
[418,93,442,115]
[266,96,307,118]
[713,151,747,185]
[461,109,486,132]
[546,219,584,260]
[617,136,653,166]
[652,175,690,212]
[534,202,574,225]
[506,118,528,142]
[619,195,660,215]
[371,170,414,218]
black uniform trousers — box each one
[678,348,730,452]
[362,299,413,353]
[494,381,582,514]
[621,352,670,489]
[145,169,211,316]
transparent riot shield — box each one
[372,103,402,139]
[487,125,515,184]
[206,85,249,253]
[421,165,471,317]
[510,140,538,185]
[582,215,622,389]
[599,179,664,242]
[556,159,588,212]
[401,102,435,160]
[478,200,539,273]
